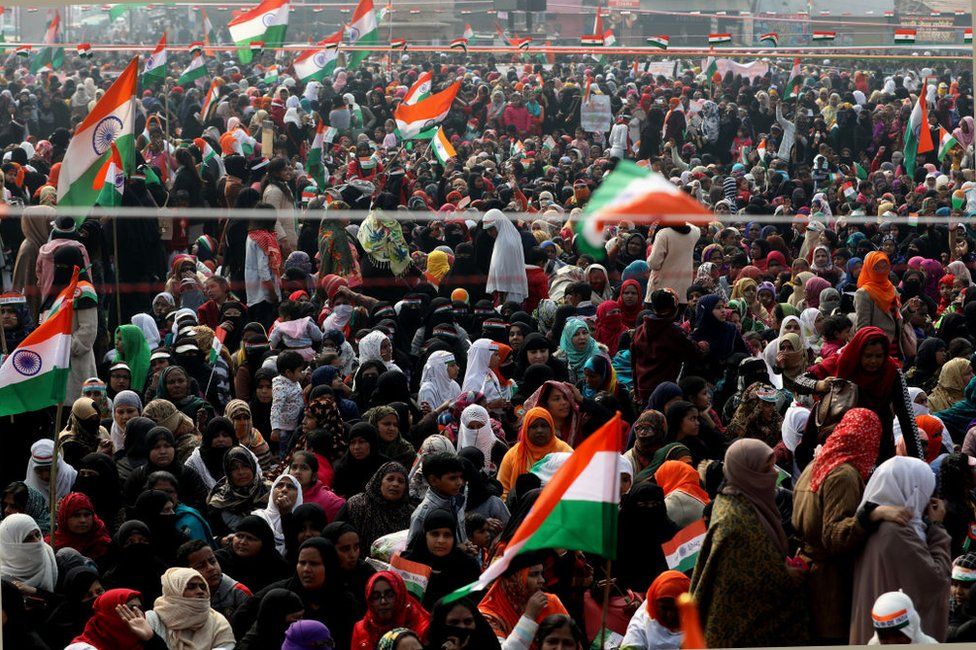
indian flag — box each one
[390,38,407,50]
[511,36,531,50]
[194,137,223,178]
[199,78,221,123]
[444,414,626,602]
[201,8,218,55]
[463,23,473,39]
[209,325,226,363]
[346,0,379,69]
[58,57,138,207]
[450,37,468,52]
[307,121,327,188]
[264,63,279,83]
[903,82,935,176]
[293,30,341,83]
[756,137,766,159]
[15,45,30,58]
[511,139,525,156]
[894,28,916,43]
[77,43,92,58]
[708,33,731,44]
[142,33,167,86]
[178,53,207,85]
[431,126,456,164]
[662,519,707,573]
[390,554,432,600]
[93,141,125,207]
[31,10,64,73]
[323,126,338,143]
[404,70,432,105]
[842,181,856,202]
[939,126,958,161]
[603,29,616,47]
[760,31,778,46]
[703,56,719,85]
[228,0,290,64]
[785,57,801,98]
[812,30,835,41]
[581,34,604,46]
[0,272,78,417]
[394,80,460,139]
[576,161,712,254]
[646,35,668,49]
[966,28,973,44]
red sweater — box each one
[524,266,549,312]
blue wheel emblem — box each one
[348,26,360,40]
[262,12,276,26]
[313,51,328,68]
[92,116,123,156]
[11,349,42,377]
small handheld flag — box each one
[759,32,779,46]
[708,33,731,44]
[646,35,669,50]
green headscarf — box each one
[559,317,599,376]
[636,442,693,483]
[116,324,151,392]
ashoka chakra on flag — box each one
[93,116,123,155]
[12,350,42,377]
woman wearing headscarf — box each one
[0,513,57,594]
[59,396,111,466]
[100,520,168,604]
[215,514,290,594]
[522,380,581,445]
[615,481,678,594]
[906,337,947,392]
[109,389,143,453]
[49,491,112,562]
[850,456,951,643]
[400,508,481,609]
[71,588,162,650]
[655,460,711,528]
[457,404,502,473]
[185,416,244,491]
[11,202,52,316]
[621,570,691,649]
[690,439,809,647]
[725,383,783,447]
[235,587,306,650]
[334,461,413,550]
[321,520,375,612]
[482,208,528,306]
[253,474,303,555]
[497,407,573,498]
[854,251,911,352]
[478,551,568,646]
[2,481,51,534]
[928,356,974,413]
[116,323,152,393]
[206,447,270,536]
[357,208,412,302]
[224,399,275,473]
[461,338,508,404]
[690,294,748,382]
[155,365,214,422]
[25,438,77,507]
[515,333,569,383]
[788,326,922,467]
[332,422,390,498]
[418,350,462,410]
[427,598,501,650]
[144,567,235,650]
[555,317,603,385]
[0,294,35,353]
[358,330,402,373]
[351,570,430,649]
[123,427,209,512]
[42,565,101,649]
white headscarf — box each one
[461,338,501,398]
[781,404,810,453]
[253,474,303,554]
[483,209,528,303]
[799,308,821,344]
[418,350,461,409]
[859,456,934,542]
[868,590,937,645]
[151,567,234,650]
[358,330,401,372]
[131,313,161,350]
[457,405,496,471]
[25,439,77,506]
[762,315,808,389]
[0,513,57,591]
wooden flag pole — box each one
[48,402,65,530]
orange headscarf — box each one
[645,570,691,621]
[857,251,899,313]
[479,565,568,636]
[513,407,559,477]
[654,460,711,505]
[916,414,945,463]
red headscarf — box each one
[72,588,146,650]
[645,570,691,622]
[858,251,899,313]
[594,300,626,356]
[937,274,956,315]
[916,414,946,463]
[351,571,430,649]
[809,408,882,491]
[616,278,645,329]
[320,274,348,301]
[654,460,711,504]
[811,326,899,401]
[479,564,569,636]
[50,492,112,559]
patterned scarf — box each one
[357,209,410,276]
[248,229,282,275]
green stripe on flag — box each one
[347,28,379,69]
[58,134,135,208]
[0,367,70,417]
[236,23,287,63]
[519,500,618,556]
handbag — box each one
[813,378,859,441]
[900,321,918,360]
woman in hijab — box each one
[907,337,947,392]
[516,332,569,382]
[594,300,627,356]
[253,474,303,555]
[115,323,152,393]
[461,337,508,404]
[928,356,974,413]
[497,407,573,498]
[483,209,528,305]
[43,565,102,649]
[691,439,809,647]
[352,570,430,649]
[691,294,748,381]
[0,294,35,353]
[791,408,895,643]
[655,460,711,528]
[224,398,275,473]
[725,383,784,447]
[850,456,951,643]
[235,587,306,650]
[556,317,603,385]
[401,508,481,609]
[109,389,143,454]
[207,447,270,536]
[100,521,167,603]
[59,396,110,467]
[478,552,567,645]
[854,251,904,348]
[156,365,213,421]
[0,513,57,594]
[71,588,159,650]
[2,481,51,535]
[418,350,462,411]
[457,404,501,473]
[615,481,678,593]
[49,491,112,562]
[144,567,235,650]
[215,514,290,594]
[427,597,501,650]
[621,570,691,649]
[332,422,390,498]
[123,426,209,511]
[334,461,413,550]
[185,416,240,491]
[25,438,76,507]
[322,521,376,612]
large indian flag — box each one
[228,0,290,64]
[0,273,78,416]
[57,57,138,207]
[346,0,379,69]
[576,161,712,255]
[444,414,625,602]
[903,82,935,177]
[394,80,460,139]
[293,30,342,83]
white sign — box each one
[580,95,612,134]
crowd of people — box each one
[0,39,975,649]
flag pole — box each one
[49,401,64,531]
[597,558,613,647]
[113,218,122,329]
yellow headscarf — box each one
[426,250,452,282]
